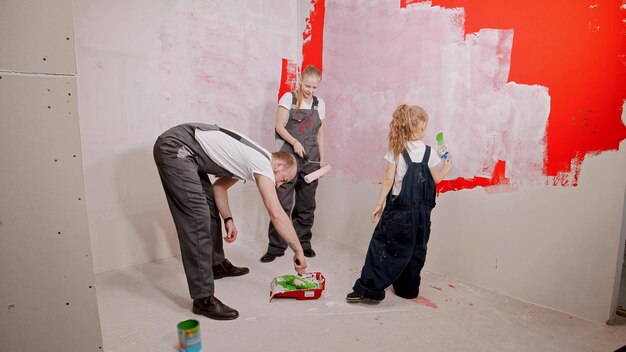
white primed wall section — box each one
[0,0,103,350]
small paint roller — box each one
[435,132,449,159]
[303,164,332,183]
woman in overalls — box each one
[347,104,453,303]
[260,65,326,262]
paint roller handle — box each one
[293,255,306,275]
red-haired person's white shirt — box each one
[384,140,442,196]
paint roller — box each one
[435,132,449,159]
[301,153,332,183]
[304,164,332,183]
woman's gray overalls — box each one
[353,147,437,301]
[266,94,322,254]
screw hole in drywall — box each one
[78,197,81,200]
[65,302,69,306]
[8,304,15,310]
[48,106,51,109]
[43,57,47,61]
[54,159,58,162]
[58,232,61,235]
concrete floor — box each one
[96,239,626,352]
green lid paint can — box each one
[177,319,202,352]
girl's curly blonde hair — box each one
[388,104,428,157]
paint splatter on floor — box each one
[411,296,438,309]
[430,285,443,291]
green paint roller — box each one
[436,132,449,160]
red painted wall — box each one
[285,0,625,191]
[407,0,626,189]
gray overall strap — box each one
[192,123,270,161]
[217,127,270,161]
[290,93,319,110]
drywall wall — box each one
[73,0,305,272]
[315,142,626,323]
[0,0,103,350]
[313,0,626,323]
[71,0,625,323]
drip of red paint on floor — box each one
[430,285,443,291]
[411,296,438,309]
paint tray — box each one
[269,272,325,301]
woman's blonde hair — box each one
[295,65,322,112]
[388,104,429,157]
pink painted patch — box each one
[322,2,548,187]
[410,296,438,309]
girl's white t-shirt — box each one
[384,140,442,196]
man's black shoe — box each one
[346,292,381,304]
[213,259,249,279]
[260,252,284,263]
[192,295,239,320]
[303,248,316,258]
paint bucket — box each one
[177,319,202,352]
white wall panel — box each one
[0,0,75,74]
[0,0,102,349]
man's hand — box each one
[224,220,238,243]
[293,252,307,275]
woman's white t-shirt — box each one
[384,140,442,196]
[277,92,326,121]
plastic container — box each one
[269,272,326,301]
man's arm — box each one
[213,176,239,242]
[255,174,307,274]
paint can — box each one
[177,319,202,352]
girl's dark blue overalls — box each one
[353,146,436,301]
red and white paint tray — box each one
[269,272,326,301]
